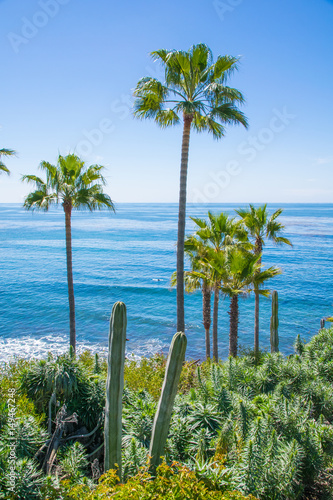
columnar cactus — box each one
[104,302,127,478]
[270,291,279,353]
[149,331,187,472]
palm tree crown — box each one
[190,211,249,251]
[23,154,115,352]
[236,204,292,253]
[0,148,15,175]
[134,43,248,334]
[133,43,248,136]
[219,248,281,299]
[22,153,114,212]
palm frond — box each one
[0,149,16,175]
[0,148,15,156]
[23,190,57,211]
[0,163,10,175]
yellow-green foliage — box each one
[78,351,108,377]
[53,462,257,500]
[0,358,41,423]
[124,354,167,400]
[123,354,211,400]
[0,358,31,392]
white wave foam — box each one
[0,335,169,364]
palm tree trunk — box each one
[254,290,259,354]
[229,295,239,357]
[202,281,211,360]
[63,200,76,353]
[254,238,262,355]
[212,284,219,362]
[177,114,193,333]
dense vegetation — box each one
[1,327,333,499]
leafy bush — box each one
[0,458,45,500]
[57,442,89,481]
[55,462,257,499]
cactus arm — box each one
[270,291,279,353]
[149,331,187,472]
[104,302,127,479]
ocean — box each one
[0,203,332,363]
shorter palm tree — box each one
[209,248,281,357]
[184,236,213,360]
[189,212,250,361]
[22,154,115,352]
[0,148,15,175]
[236,204,292,354]
[171,266,212,360]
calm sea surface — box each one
[0,203,332,362]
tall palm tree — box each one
[133,43,248,333]
[0,148,15,175]
[22,154,115,352]
[190,212,249,361]
[210,248,281,357]
[235,205,292,355]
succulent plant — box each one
[104,302,127,479]
[149,331,187,472]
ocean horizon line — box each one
[2,202,333,207]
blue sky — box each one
[0,0,332,203]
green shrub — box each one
[56,462,257,500]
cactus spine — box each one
[149,331,187,472]
[270,291,279,353]
[104,302,127,479]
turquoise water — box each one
[0,203,332,362]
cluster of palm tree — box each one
[175,206,292,360]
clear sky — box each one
[1,0,332,204]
